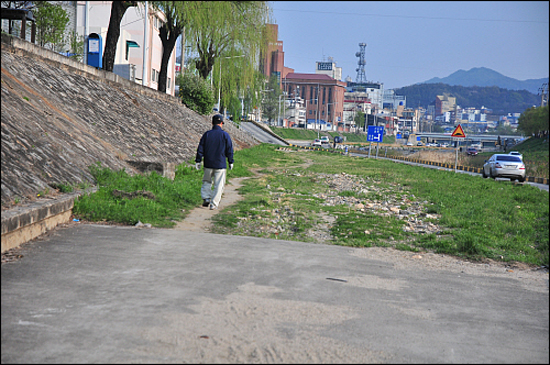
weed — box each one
[49,183,74,193]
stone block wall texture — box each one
[1,34,258,208]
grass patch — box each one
[73,144,549,266]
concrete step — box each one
[1,188,96,253]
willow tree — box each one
[185,1,272,118]
[150,1,200,93]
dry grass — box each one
[409,149,468,166]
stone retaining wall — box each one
[1,33,258,208]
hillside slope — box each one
[394,83,540,115]
[1,34,257,208]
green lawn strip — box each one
[74,144,548,266]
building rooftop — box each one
[285,73,335,81]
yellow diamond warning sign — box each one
[451,124,466,138]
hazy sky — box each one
[269,1,549,90]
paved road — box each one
[240,122,289,145]
[2,223,548,363]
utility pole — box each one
[539,83,548,107]
[84,1,89,65]
[142,1,148,86]
[316,84,320,138]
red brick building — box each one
[282,73,347,130]
[261,24,293,89]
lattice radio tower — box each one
[355,43,367,83]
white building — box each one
[315,57,342,81]
[76,1,177,95]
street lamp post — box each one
[316,84,320,138]
[277,92,287,127]
[217,54,245,113]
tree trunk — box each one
[102,1,136,72]
[158,24,182,93]
[195,41,216,80]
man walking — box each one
[195,114,234,210]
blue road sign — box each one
[367,126,384,142]
[396,133,402,139]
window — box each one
[125,40,139,61]
[152,68,158,82]
[154,16,163,30]
[167,77,171,89]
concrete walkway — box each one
[2,221,548,363]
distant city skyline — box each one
[269,1,549,90]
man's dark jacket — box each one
[195,125,234,169]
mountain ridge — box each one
[420,67,548,94]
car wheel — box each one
[510,178,516,182]
[518,176,526,183]
[490,170,496,179]
[482,169,487,178]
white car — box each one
[482,154,526,182]
[312,139,322,147]
[319,136,330,144]
[406,142,414,146]
[508,151,523,160]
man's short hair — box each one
[212,114,224,125]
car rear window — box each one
[496,155,521,162]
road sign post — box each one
[367,126,384,158]
[451,124,466,172]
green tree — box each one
[177,72,215,115]
[65,30,84,62]
[354,111,366,130]
[185,1,271,113]
[518,106,549,137]
[261,75,281,123]
[34,1,69,51]
[102,1,138,72]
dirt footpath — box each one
[174,176,250,232]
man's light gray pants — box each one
[201,168,227,208]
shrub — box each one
[177,72,215,115]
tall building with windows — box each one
[260,24,293,89]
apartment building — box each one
[76,1,176,95]
[435,93,456,115]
